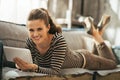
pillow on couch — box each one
[0,21,28,48]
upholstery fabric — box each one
[0,21,28,48]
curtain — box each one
[0,0,48,24]
[106,0,120,46]
[110,0,120,19]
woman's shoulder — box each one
[51,32,66,45]
[53,32,65,41]
[51,32,68,50]
[54,32,64,38]
[26,38,32,44]
[25,38,36,48]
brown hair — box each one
[27,8,62,34]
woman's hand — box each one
[13,57,38,72]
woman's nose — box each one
[33,31,39,36]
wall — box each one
[102,0,120,46]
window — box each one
[0,0,48,24]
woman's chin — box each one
[33,40,41,45]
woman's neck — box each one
[39,34,53,48]
[36,34,53,54]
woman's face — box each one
[27,19,50,45]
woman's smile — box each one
[33,36,41,41]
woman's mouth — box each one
[33,36,41,41]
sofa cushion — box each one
[63,31,94,51]
[0,21,28,48]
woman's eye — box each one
[37,28,42,31]
[29,29,34,32]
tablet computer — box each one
[3,46,33,64]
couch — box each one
[0,20,120,80]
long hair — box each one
[27,8,62,34]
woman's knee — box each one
[83,53,117,70]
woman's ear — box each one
[47,24,50,31]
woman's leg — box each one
[96,42,116,62]
[83,17,117,70]
[91,40,116,62]
[82,43,117,70]
[89,40,117,70]
[92,43,99,55]
[90,18,116,62]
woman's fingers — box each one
[14,57,27,64]
[13,57,28,70]
[13,57,36,72]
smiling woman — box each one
[12,8,117,75]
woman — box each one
[14,8,117,75]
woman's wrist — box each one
[32,64,38,72]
